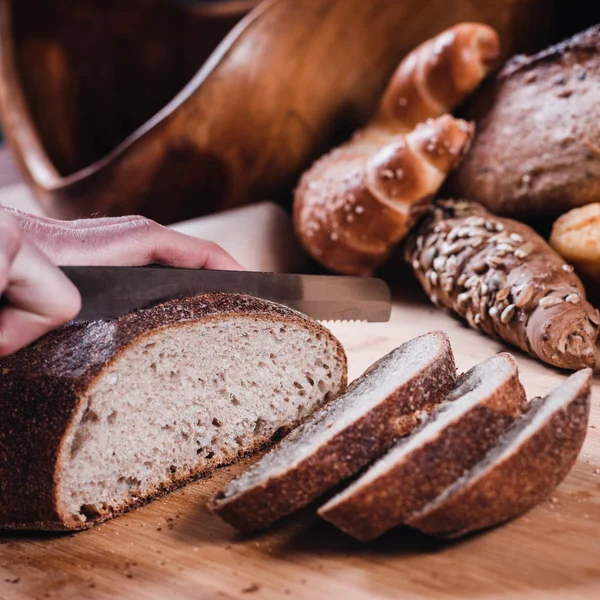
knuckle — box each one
[203,240,222,254]
[130,216,157,233]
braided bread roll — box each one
[294,23,500,276]
[373,22,501,133]
[406,200,600,370]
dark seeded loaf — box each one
[408,368,592,538]
[319,353,525,541]
[0,294,347,530]
[210,331,457,533]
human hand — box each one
[0,209,81,356]
[5,210,245,270]
[0,208,244,356]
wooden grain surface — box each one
[0,282,598,600]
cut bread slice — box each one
[210,331,457,533]
[319,353,526,541]
[407,368,592,538]
[0,294,347,530]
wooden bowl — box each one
[0,0,558,224]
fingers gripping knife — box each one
[60,267,392,323]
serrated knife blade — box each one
[60,266,392,323]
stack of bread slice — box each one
[212,334,592,540]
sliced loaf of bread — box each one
[407,368,592,538]
[0,294,347,530]
[319,353,526,541]
[210,331,457,533]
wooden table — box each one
[1,281,598,600]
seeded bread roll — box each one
[293,23,500,276]
[405,200,600,370]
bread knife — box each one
[60,266,392,322]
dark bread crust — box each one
[0,294,347,531]
[318,354,526,542]
[409,369,592,538]
[449,25,600,220]
[406,200,600,370]
[210,332,457,533]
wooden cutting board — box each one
[0,283,599,600]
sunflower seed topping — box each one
[486,220,505,232]
[465,275,479,289]
[442,240,468,256]
[488,271,507,290]
[480,298,489,318]
[489,306,500,319]
[447,227,461,242]
[489,233,510,244]
[465,216,485,227]
[446,255,459,273]
[562,264,575,273]
[496,288,510,302]
[428,270,439,286]
[539,296,563,308]
[432,255,447,271]
[515,284,535,309]
[510,233,524,243]
[486,255,505,269]
[421,246,437,270]
[425,233,439,247]
[501,304,516,324]
[515,243,534,258]
[466,311,478,328]
[457,292,470,308]
[565,293,581,304]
